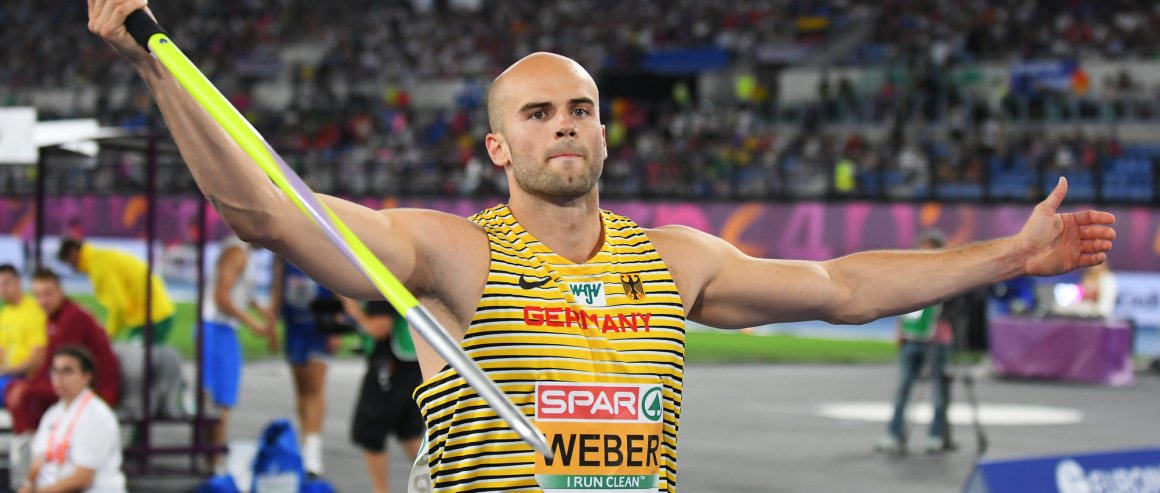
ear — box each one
[600,124,608,160]
[485,132,510,168]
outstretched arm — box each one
[656,178,1115,329]
[86,0,453,299]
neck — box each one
[61,388,87,407]
[3,294,19,305]
[508,190,603,264]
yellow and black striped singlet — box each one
[414,204,686,493]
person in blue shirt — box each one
[271,260,346,477]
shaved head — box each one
[487,52,599,134]
[483,51,607,201]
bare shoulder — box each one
[379,207,489,278]
[381,208,490,318]
[646,224,732,258]
[382,208,487,244]
[644,225,732,311]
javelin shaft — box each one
[122,10,551,458]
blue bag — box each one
[251,419,305,493]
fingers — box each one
[1079,224,1117,241]
[1077,252,1108,268]
[1071,210,1116,226]
[1079,239,1113,254]
[1037,177,1068,214]
[90,0,147,37]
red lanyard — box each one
[45,390,94,464]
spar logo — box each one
[640,387,663,422]
[537,383,663,423]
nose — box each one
[555,116,577,139]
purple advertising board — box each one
[0,196,1156,271]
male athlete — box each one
[89,3,1116,492]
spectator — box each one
[0,264,47,404]
[7,269,120,490]
[19,346,126,493]
[271,259,342,477]
[340,298,423,493]
[201,235,277,472]
[57,239,176,344]
[875,229,954,455]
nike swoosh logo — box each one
[518,274,551,290]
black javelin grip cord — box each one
[119,8,555,460]
[125,10,165,50]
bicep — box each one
[262,198,437,299]
[692,255,844,328]
[653,226,844,329]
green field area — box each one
[682,330,900,364]
[66,298,904,364]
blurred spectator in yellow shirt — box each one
[57,240,176,344]
[0,264,47,406]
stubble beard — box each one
[511,154,603,200]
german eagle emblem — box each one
[619,274,646,301]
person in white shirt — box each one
[201,235,277,472]
[20,346,125,493]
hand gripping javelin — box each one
[121,10,552,459]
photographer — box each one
[340,297,422,493]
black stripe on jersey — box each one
[430,457,530,481]
[444,424,521,444]
[435,448,532,467]
[479,291,563,301]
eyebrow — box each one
[518,98,596,113]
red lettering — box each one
[524,306,545,326]
[524,305,653,333]
[544,307,564,327]
[564,308,581,327]
[601,316,620,333]
[537,385,642,420]
[618,313,636,332]
[583,312,600,331]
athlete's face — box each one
[486,54,608,200]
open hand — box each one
[1018,177,1116,276]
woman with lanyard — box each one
[19,346,125,493]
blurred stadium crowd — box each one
[3,0,1160,203]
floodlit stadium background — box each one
[2,1,1159,491]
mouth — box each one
[549,153,584,160]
